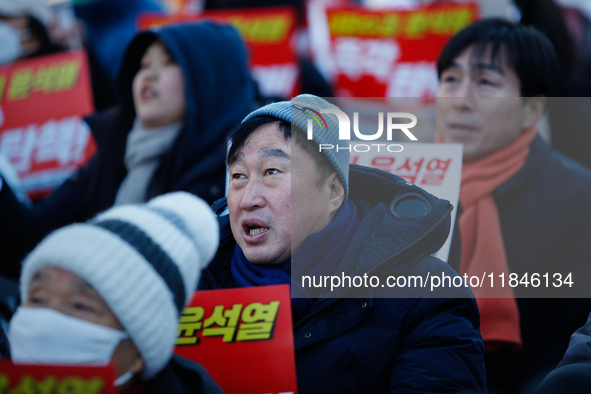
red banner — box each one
[138,7,300,99]
[0,50,95,200]
[323,2,478,97]
[0,362,115,394]
[175,285,297,394]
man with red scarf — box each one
[436,18,591,393]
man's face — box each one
[228,123,335,265]
[25,267,143,380]
[436,45,528,161]
[26,267,121,329]
[228,123,292,266]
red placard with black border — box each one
[0,50,96,200]
[0,362,115,394]
[324,2,479,97]
[175,284,297,394]
[138,7,300,99]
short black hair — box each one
[437,18,565,97]
[226,115,334,186]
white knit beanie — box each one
[19,192,219,379]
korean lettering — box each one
[396,157,425,184]
[202,304,243,342]
[421,158,451,186]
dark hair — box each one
[226,115,334,186]
[437,18,565,97]
[26,16,63,58]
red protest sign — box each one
[0,50,96,200]
[138,7,300,98]
[323,2,478,97]
[0,362,115,394]
[175,285,297,394]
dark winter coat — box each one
[199,164,487,393]
[0,324,8,358]
[447,135,591,393]
[0,22,258,278]
[142,355,223,394]
[535,312,591,394]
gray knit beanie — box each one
[19,192,219,379]
[242,94,350,200]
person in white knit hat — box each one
[6,192,223,394]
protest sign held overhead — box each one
[139,6,299,99]
[310,2,478,97]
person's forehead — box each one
[452,44,512,74]
[31,267,98,295]
[143,41,167,57]
[234,123,291,162]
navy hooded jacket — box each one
[199,164,487,393]
[0,22,258,279]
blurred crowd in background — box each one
[3,0,591,163]
[5,0,591,159]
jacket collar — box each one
[348,164,452,262]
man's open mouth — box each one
[242,219,271,238]
[248,226,269,236]
[449,123,477,132]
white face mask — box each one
[0,21,21,65]
[8,307,129,366]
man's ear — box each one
[522,96,546,129]
[128,350,145,375]
[326,172,345,218]
[113,341,145,391]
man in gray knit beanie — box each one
[226,94,350,266]
[198,94,486,393]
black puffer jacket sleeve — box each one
[535,313,591,393]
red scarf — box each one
[440,127,537,351]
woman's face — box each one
[132,41,186,129]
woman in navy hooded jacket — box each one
[0,21,258,278]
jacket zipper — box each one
[293,203,454,330]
